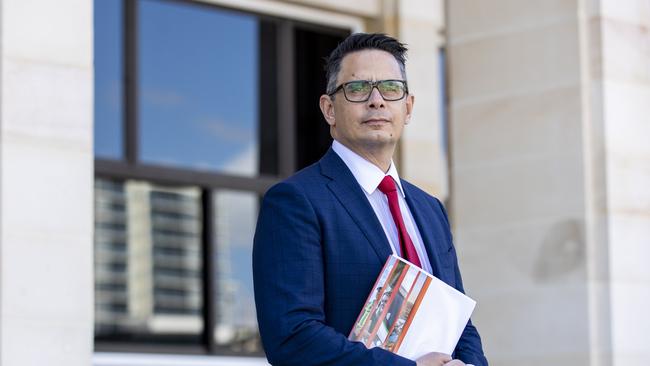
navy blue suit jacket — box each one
[253,148,487,366]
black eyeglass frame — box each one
[327,79,409,103]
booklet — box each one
[348,255,476,359]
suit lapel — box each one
[319,149,393,263]
[402,183,444,279]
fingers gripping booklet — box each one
[348,255,476,359]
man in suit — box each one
[253,33,488,366]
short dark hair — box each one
[324,33,408,96]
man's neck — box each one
[336,140,395,173]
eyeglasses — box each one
[328,79,409,103]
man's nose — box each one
[367,87,385,108]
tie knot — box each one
[378,175,397,194]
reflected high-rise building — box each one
[95,179,203,337]
[95,179,130,335]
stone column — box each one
[0,0,94,365]
[398,0,450,200]
[594,1,650,364]
[447,0,650,365]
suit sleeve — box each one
[434,198,489,366]
[253,182,416,366]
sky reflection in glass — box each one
[94,0,123,159]
[212,190,261,352]
[139,0,259,176]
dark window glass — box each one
[94,178,204,343]
[294,27,345,170]
[94,0,123,159]
[211,190,262,354]
[138,0,259,176]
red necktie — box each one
[377,176,422,268]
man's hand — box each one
[415,352,452,366]
[443,360,466,366]
[415,352,468,366]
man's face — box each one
[320,49,414,155]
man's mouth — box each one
[363,118,390,124]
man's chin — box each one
[359,134,398,148]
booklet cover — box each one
[348,255,476,359]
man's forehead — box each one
[338,49,402,79]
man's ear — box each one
[405,93,415,124]
[319,94,336,126]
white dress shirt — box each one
[332,140,433,275]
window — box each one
[93,0,348,356]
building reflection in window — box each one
[95,179,203,341]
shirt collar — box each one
[332,140,406,198]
